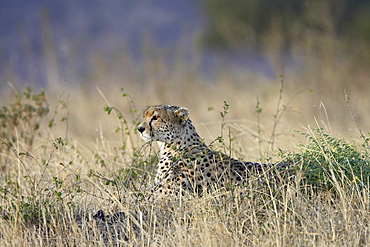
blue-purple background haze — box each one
[0,0,275,89]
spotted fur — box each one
[138,105,273,196]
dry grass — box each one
[0,29,370,246]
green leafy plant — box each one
[99,88,157,200]
[281,128,370,191]
[102,88,141,154]
[0,87,49,149]
[0,137,82,228]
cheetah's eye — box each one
[152,116,160,121]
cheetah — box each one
[138,105,282,196]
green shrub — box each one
[281,129,370,191]
[0,87,49,149]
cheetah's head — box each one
[137,105,190,143]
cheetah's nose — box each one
[137,126,145,133]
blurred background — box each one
[1,0,370,153]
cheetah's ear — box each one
[175,107,190,122]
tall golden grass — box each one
[0,26,369,246]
